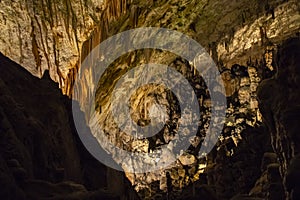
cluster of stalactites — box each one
[63,0,129,96]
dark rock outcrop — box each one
[258,37,300,200]
[0,52,139,200]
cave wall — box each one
[0,0,131,95]
[193,37,300,200]
[0,0,299,200]
[0,0,299,97]
[258,37,300,200]
[74,0,299,126]
[71,1,299,199]
[0,52,139,200]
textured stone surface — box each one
[257,37,300,200]
[72,1,299,199]
[0,0,300,199]
[0,0,129,94]
[0,0,299,96]
[0,53,139,200]
[0,0,102,86]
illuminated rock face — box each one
[0,0,299,199]
[0,0,103,85]
[0,0,128,95]
[0,0,299,96]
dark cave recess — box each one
[0,52,140,200]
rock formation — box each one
[0,52,139,200]
[0,0,299,199]
[257,38,300,200]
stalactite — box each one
[130,5,139,27]
[56,65,64,89]
[63,0,72,41]
[104,0,127,21]
[31,21,42,76]
[260,26,267,46]
[33,15,52,72]
[144,49,151,63]
[64,62,79,96]
[45,0,54,27]
[62,0,129,96]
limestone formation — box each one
[0,0,299,199]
